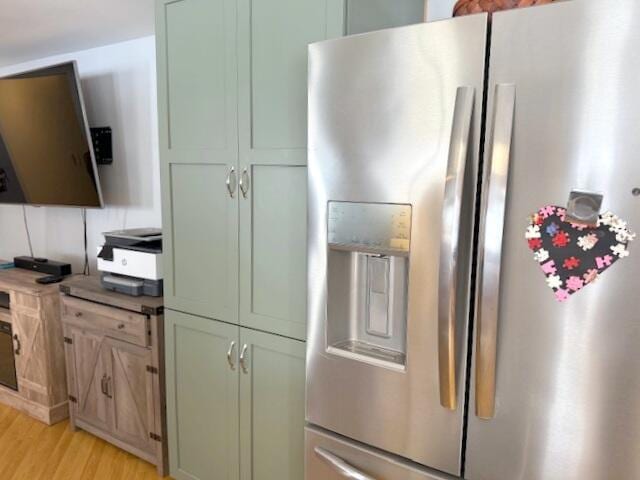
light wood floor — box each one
[0,403,169,480]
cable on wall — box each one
[22,205,34,258]
[81,208,90,276]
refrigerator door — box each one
[305,426,458,480]
[467,2,640,480]
[307,16,487,475]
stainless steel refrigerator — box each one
[306,2,640,479]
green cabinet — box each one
[165,311,305,480]
[165,310,240,480]
[157,0,425,338]
[156,0,239,323]
[157,0,427,479]
[239,328,306,480]
[236,0,343,341]
[345,0,426,35]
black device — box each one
[14,256,72,276]
[36,275,65,285]
[90,127,113,165]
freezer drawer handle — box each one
[476,83,516,419]
[314,447,376,480]
[438,85,475,411]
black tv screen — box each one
[0,62,103,207]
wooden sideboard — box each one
[0,266,68,425]
[60,275,168,476]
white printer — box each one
[97,228,163,296]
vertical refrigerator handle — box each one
[476,84,516,419]
[438,86,475,410]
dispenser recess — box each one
[326,202,411,370]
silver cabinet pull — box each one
[226,341,236,370]
[476,83,516,419]
[438,86,475,411]
[239,167,250,198]
[226,167,237,198]
[314,447,376,480]
[13,334,21,355]
[239,344,248,374]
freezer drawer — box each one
[305,427,455,480]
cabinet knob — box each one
[75,311,82,318]
[117,323,125,330]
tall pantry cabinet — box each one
[155,0,425,479]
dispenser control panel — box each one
[328,202,411,254]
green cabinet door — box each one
[345,0,426,35]
[165,310,240,480]
[156,0,239,322]
[239,328,306,480]
[236,0,344,340]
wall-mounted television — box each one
[0,61,103,207]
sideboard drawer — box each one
[61,296,150,347]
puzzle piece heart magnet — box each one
[526,205,636,302]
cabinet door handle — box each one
[226,167,237,198]
[239,344,249,374]
[106,376,113,399]
[13,334,20,355]
[75,311,83,318]
[227,341,236,370]
[101,374,109,396]
[239,167,250,198]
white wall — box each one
[426,0,457,21]
[0,36,161,273]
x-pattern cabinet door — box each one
[103,338,157,456]
[236,0,344,340]
[65,326,112,432]
[157,0,239,323]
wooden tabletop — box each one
[0,263,61,296]
[60,275,164,316]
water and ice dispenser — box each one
[326,202,411,370]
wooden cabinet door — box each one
[65,326,112,431]
[103,338,156,456]
[156,0,239,322]
[11,292,66,408]
[236,0,343,340]
[239,328,306,480]
[12,304,48,403]
[165,310,240,480]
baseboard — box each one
[0,384,69,425]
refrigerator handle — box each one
[314,447,376,480]
[476,83,516,419]
[438,86,475,410]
